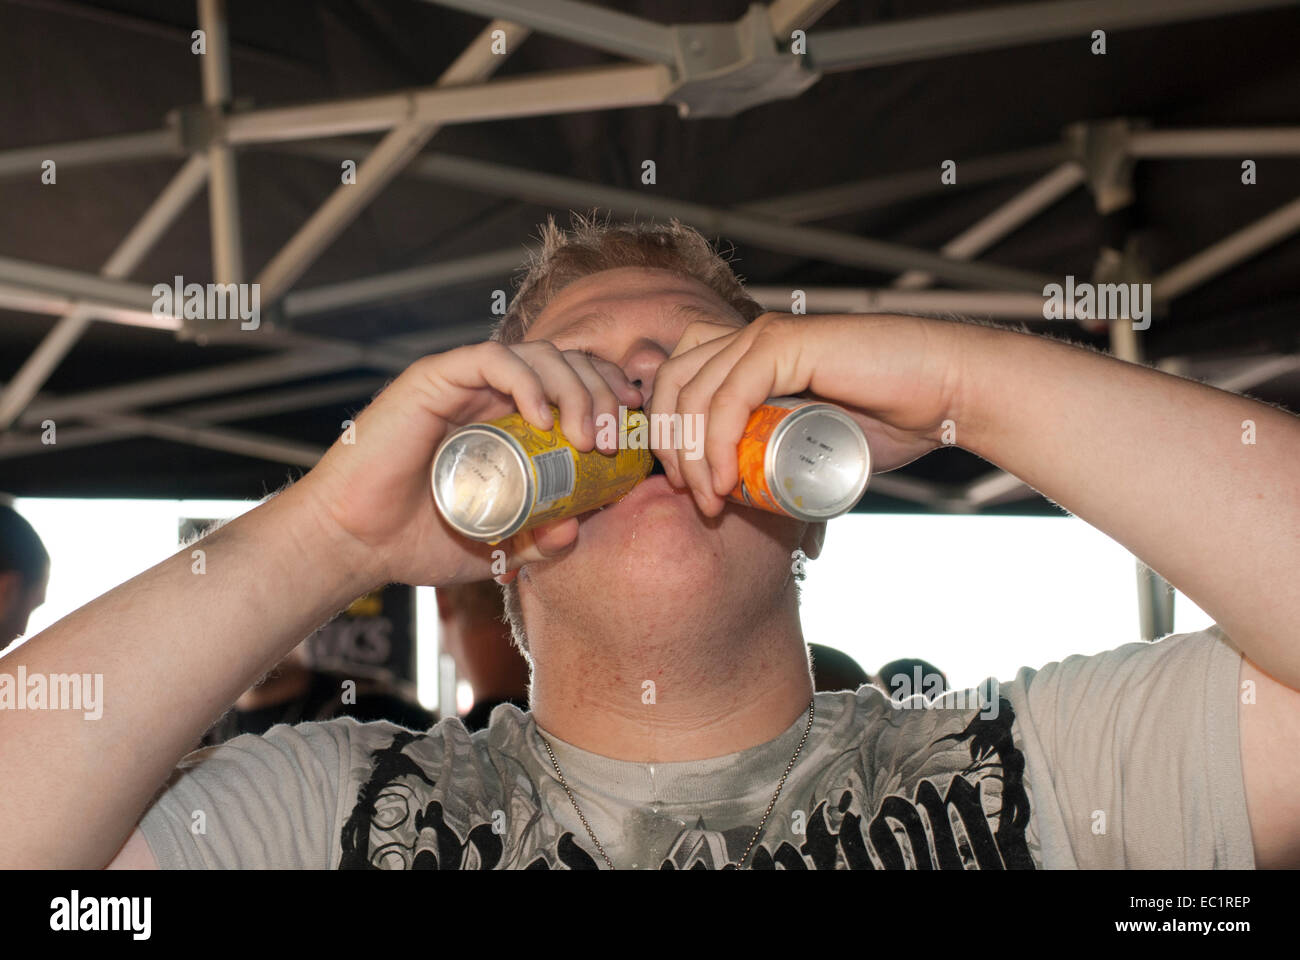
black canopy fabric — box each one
[2,0,1297,512]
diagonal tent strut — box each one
[0,154,210,430]
[267,148,1055,291]
[254,19,531,306]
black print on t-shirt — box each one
[337,700,1034,870]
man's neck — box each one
[527,600,813,762]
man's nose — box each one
[624,342,668,404]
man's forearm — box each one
[957,323,1300,687]
[0,483,376,867]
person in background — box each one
[875,657,949,702]
[200,638,435,746]
[807,642,870,693]
[193,516,433,745]
[0,504,49,652]
[436,580,530,732]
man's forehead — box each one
[526,268,741,342]
[538,301,724,343]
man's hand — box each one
[293,339,644,591]
[647,312,965,515]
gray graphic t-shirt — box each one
[138,626,1254,869]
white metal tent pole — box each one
[0,378,385,462]
[8,146,1055,309]
[768,0,841,36]
[255,20,529,305]
[343,150,1055,290]
[805,0,1299,72]
[193,328,436,373]
[743,286,1050,318]
[223,63,674,145]
[281,248,523,318]
[12,325,484,431]
[1107,322,1176,641]
[0,254,452,373]
[1213,354,1300,393]
[962,469,1031,509]
[1129,127,1300,157]
[198,0,244,290]
[0,130,182,180]
[0,256,178,313]
[892,162,1086,289]
[863,473,954,510]
[16,353,358,427]
[8,122,1296,187]
[0,284,174,329]
[0,154,210,430]
[83,410,325,467]
[737,145,1070,223]
[419,0,676,64]
[1152,195,1300,301]
[283,137,1071,226]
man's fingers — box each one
[587,355,646,410]
[510,342,596,449]
[562,352,635,453]
[669,319,744,359]
[649,335,733,487]
[494,518,580,583]
[674,335,755,514]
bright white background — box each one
[10,499,1212,708]
[799,513,1212,689]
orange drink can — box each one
[728,398,871,520]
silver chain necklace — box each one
[536,697,816,870]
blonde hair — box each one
[491,210,764,346]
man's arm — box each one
[0,342,636,868]
[953,326,1300,868]
[106,827,158,870]
[652,312,1300,866]
[0,487,371,868]
[954,325,1299,689]
[1239,658,1300,868]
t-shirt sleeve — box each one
[137,719,356,869]
[1005,625,1254,869]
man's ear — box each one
[800,521,827,561]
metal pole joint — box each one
[171,99,253,151]
[1086,242,1158,335]
[668,4,818,118]
[1065,118,1143,215]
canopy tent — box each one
[2,0,1297,528]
